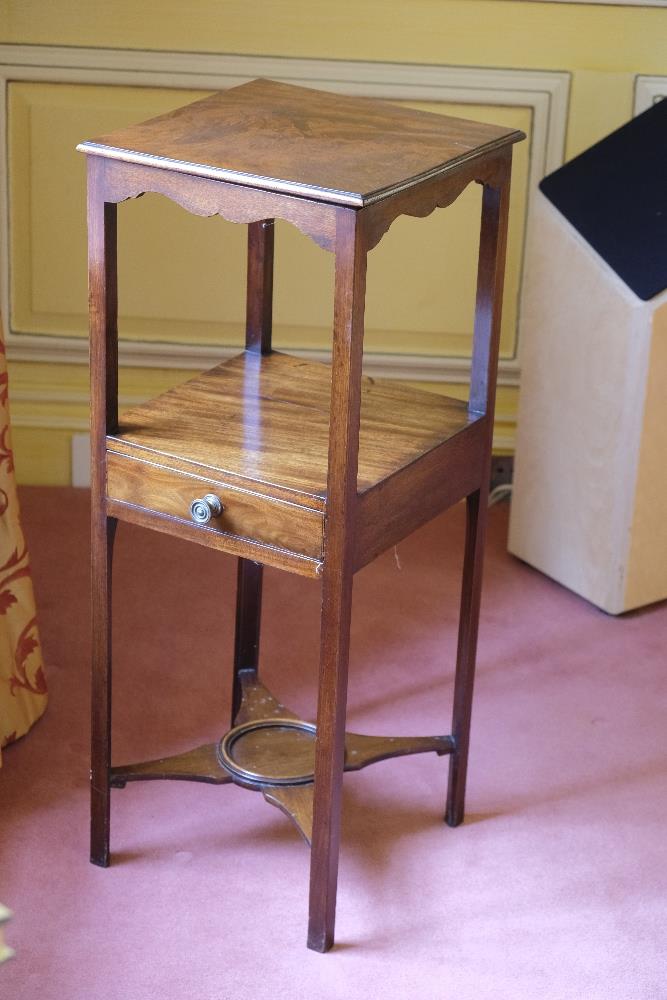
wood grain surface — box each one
[110,350,478,503]
[262,783,314,845]
[105,495,323,578]
[110,744,231,787]
[106,449,324,557]
[78,78,523,207]
[97,156,338,253]
[307,208,366,951]
[355,417,487,570]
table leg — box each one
[231,219,275,723]
[308,562,355,952]
[232,559,263,724]
[445,488,487,827]
[87,159,118,867]
[308,208,366,952]
[90,514,117,865]
[446,156,511,827]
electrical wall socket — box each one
[490,454,514,493]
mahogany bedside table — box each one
[78,79,523,952]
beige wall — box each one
[1,1,665,483]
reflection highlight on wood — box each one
[111,350,479,502]
[234,669,300,726]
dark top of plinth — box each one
[77,78,523,208]
[539,99,667,302]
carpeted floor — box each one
[1,487,665,1000]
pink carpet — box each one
[1,487,665,999]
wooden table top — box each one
[77,78,523,207]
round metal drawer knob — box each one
[190,493,223,524]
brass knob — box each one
[190,493,223,524]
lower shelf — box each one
[109,670,454,845]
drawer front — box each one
[106,451,324,559]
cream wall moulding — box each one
[634,75,667,114]
[0,44,570,387]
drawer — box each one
[106,451,324,560]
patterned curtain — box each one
[0,315,47,764]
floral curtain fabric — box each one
[0,316,47,765]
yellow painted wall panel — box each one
[6,359,199,484]
[398,101,529,357]
[8,84,529,362]
[1,2,665,74]
[565,70,636,159]
[6,358,193,403]
[10,427,72,486]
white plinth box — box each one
[509,192,667,615]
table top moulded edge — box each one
[76,77,525,209]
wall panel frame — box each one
[0,45,570,391]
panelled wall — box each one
[1,1,665,484]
